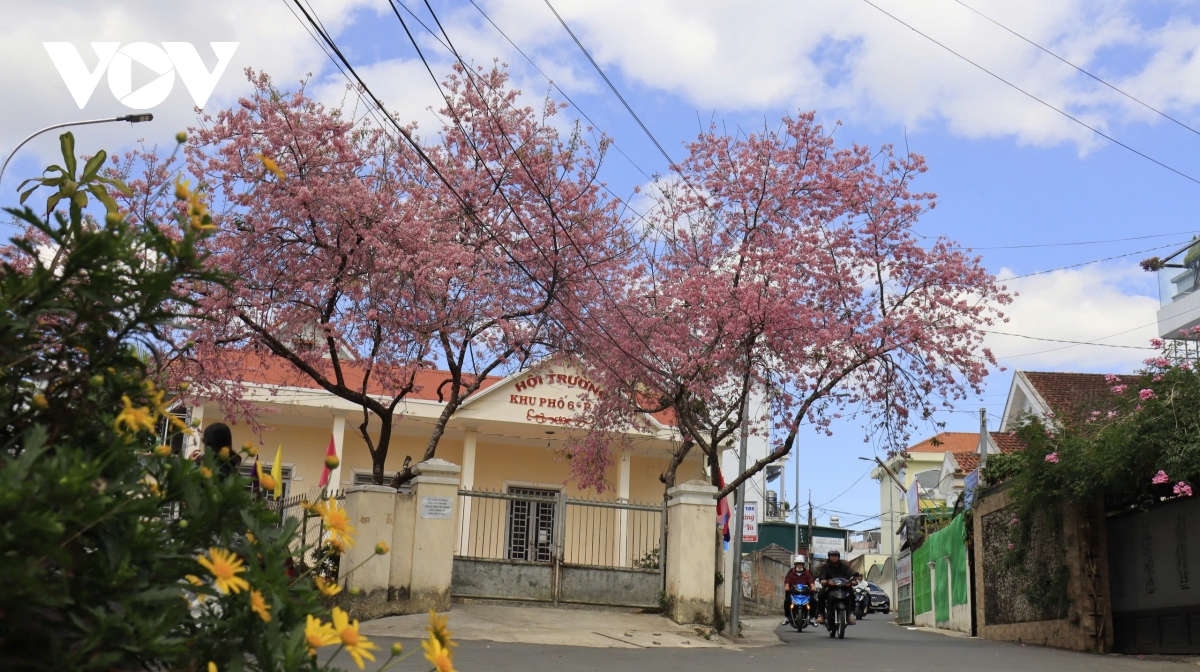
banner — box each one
[742,501,758,543]
[907,479,920,515]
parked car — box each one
[866,582,891,614]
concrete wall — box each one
[559,566,661,608]
[451,557,554,602]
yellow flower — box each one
[426,610,455,652]
[422,636,455,672]
[332,607,377,669]
[242,442,257,456]
[185,574,204,587]
[218,446,230,459]
[326,538,347,555]
[175,176,192,201]
[313,498,356,549]
[304,614,339,655]
[144,381,191,434]
[245,532,257,545]
[249,589,272,622]
[196,547,250,595]
[154,444,172,457]
[31,394,48,409]
[325,454,340,469]
[390,642,403,656]
[114,395,155,435]
[142,474,162,497]
[208,663,217,672]
[314,576,342,597]
[375,542,389,555]
[255,459,277,492]
[200,466,213,479]
[257,153,286,181]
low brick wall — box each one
[972,484,1114,652]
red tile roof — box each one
[906,432,979,454]
[1021,371,1113,417]
[952,451,980,475]
[224,352,502,402]
[989,431,1025,454]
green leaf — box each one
[45,193,63,212]
[81,150,107,183]
[72,192,88,209]
[59,132,76,177]
[95,175,134,197]
[19,185,39,205]
[89,185,119,214]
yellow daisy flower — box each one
[208,663,217,672]
[114,395,155,434]
[314,498,356,548]
[255,459,277,493]
[423,636,455,672]
[314,576,341,597]
[332,607,377,669]
[184,574,204,587]
[256,153,286,181]
[196,547,250,595]
[426,610,456,653]
[249,590,272,622]
[304,614,339,655]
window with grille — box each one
[237,462,294,499]
[507,487,557,562]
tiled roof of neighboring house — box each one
[1022,371,1113,417]
[906,432,979,454]
[952,451,980,476]
[222,352,505,402]
[990,431,1025,454]
[757,543,796,566]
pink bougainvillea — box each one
[1140,389,1157,401]
[1175,482,1194,497]
[1153,470,1169,485]
[1150,338,1164,348]
[1045,452,1059,463]
[1111,384,1128,395]
[1104,373,1121,384]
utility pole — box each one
[793,436,801,556]
[807,493,813,561]
[728,392,751,638]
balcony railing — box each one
[1158,238,1200,309]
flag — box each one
[271,444,283,499]
[318,435,337,488]
[716,474,731,543]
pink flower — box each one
[1139,389,1157,400]
[1153,375,1163,382]
[1175,482,1193,498]
[1105,373,1121,384]
[1151,338,1164,348]
[1156,358,1171,368]
[1152,470,1169,485]
[1106,410,1118,419]
[1183,362,1194,371]
[1111,384,1128,395]
[1007,543,1015,550]
[1045,452,1059,463]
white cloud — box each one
[987,262,1159,373]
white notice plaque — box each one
[420,496,453,519]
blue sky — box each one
[5,0,1200,526]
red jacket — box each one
[784,567,814,591]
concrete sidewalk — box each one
[361,603,784,650]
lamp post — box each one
[1,114,153,186]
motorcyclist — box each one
[781,555,815,626]
[816,549,857,625]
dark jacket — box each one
[818,560,855,582]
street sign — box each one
[810,535,845,559]
[742,501,758,543]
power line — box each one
[981,330,1156,350]
[951,0,1200,140]
[859,0,1200,187]
[1001,240,1185,280]
[943,230,1200,251]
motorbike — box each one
[823,577,855,639]
[787,587,815,632]
[853,583,869,620]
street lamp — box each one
[0,114,153,186]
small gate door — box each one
[507,487,557,562]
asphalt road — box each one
[329,615,1195,672]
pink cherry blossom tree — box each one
[140,66,625,485]
[564,113,1010,499]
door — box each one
[507,487,557,562]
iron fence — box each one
[266,488,345,567]
[455,489,665,570]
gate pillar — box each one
[340,484,398,619]
[396,459,461,613]
[665,480,718,625]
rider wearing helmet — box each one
[782,554,815,626]
[816,549,858,625]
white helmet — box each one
[793,554,806,565]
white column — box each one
[617,451,631,566]
[185,404,205,458]
[330,412,346,491]
[456,430,477,555]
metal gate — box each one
[452,489,665,608]
[1109,495,1200,654]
